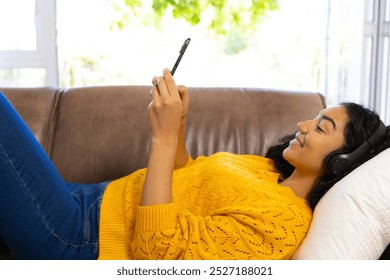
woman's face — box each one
[283,105,349,177]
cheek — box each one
[306,140,342,170]
[318,139,343,159]
[305,141,329,162]
[283,142,325,171]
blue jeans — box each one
[0,91,110,259]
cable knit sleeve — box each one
[131,199,311,260]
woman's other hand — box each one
[178,85,189,124]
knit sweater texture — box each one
[98,152,312,260]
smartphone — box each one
[171,38,191,75]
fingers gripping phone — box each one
[171,38,191,75]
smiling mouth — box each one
[294,134,304,147]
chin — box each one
[282,147,297,167]
[282,148,291,162]
[282,144,293,157]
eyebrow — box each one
[319,114,336,130]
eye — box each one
[316,125,325,133]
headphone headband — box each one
[326,120,387,176]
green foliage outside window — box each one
[111,0,279,53]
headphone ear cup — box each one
[325,150,351,176]
[325,121,386,176]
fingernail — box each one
[152,76,158,86]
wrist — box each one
[151,136,177,147]
[150,137,178,159]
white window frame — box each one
[0,0,59,86]
[362,0,390,123]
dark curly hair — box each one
[265,102,390,210]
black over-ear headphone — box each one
[326,120,387,176]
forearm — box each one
[174,120,189,169]
[141,138,177,206]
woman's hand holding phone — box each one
[148,69,182,143]
[141,39,191,206]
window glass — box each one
[0,68,46,87]
[362,37,373,105]
[1,0,378,113]
[0,0,37,50]
[326,0,365,105]
[55,0,368,107]
[366,0,375,21]
[56,0,330,93]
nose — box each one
[297,120,311,133]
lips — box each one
[294,133,304,147]
[296,138,304,147]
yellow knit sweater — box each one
[98,152,312,260]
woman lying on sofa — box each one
[0,69,389,260]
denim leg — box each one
[0,91,106,259]
[0,235,13,259]
[66,181,110,251]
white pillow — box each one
[292,148,390,259]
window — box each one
[1,0,388,124]
[324,0,365,106]
[0,0,58,86]
[362,0,390,123]
[55,0,331,90]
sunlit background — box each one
[0,0,389,123]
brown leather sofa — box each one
[0,85,329,259]
[0,86,326,184]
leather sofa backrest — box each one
[1,86,326,184]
